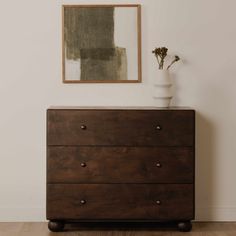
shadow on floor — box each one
[64,222,179,232]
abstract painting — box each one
[62,5,141,83]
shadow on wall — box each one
[169,72,181,106]
[195,111,216,220]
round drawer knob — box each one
[156,125,161,130]
[156,200,161,205]
[80,125,87,130]
[80,200,86,205]
[80,163,86,167]
[156,162,162,168]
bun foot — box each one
[178,221,192,232]
[48,220,65,232]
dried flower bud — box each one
[175,55,180,61]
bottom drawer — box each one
[47,184,194,220]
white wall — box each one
[0,0,235,221]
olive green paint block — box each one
[80,47,127,81]
[64,7,128,81]
[64,7,115,60]
[80,48,116,60]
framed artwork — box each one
[62,4,141,83]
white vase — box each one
[153,69,173,108]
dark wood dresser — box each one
[47,107,195,232]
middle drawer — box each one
[47,147,193,183]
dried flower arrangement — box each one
[152,47,180,70]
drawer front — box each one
[47,147,194,184]
[47,184,194,220]
[47,110,195,146]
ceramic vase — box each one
[153,69,173,107]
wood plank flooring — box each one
[0,222,236,236]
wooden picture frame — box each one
[62,4,142,83]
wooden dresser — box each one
[47,107,195,232]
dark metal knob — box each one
[80,125,87,130]
[156,162,161,168]
[80,200,86,205]
[80,163,86,167]
[156,125,161,130]
[156,200,161,205]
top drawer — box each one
[47,109,195,146]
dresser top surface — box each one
[48,106,194,111]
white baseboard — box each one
[0,207,46,222]
[0,207,236,222]
[195,207,236,221]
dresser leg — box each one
[178,221,192,232]
[48,220,65,232]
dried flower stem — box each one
[152,47,168,70]
[152,47,180,70]
[167,55,180,70]
[155,55,160,68]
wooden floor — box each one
[0,222,236,236]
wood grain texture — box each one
[46,108,195,230]
[47,184,194,220]
[1,222,236,235]
[47,146,194,184]
[47,110,195,146]
[47,106,193,110]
